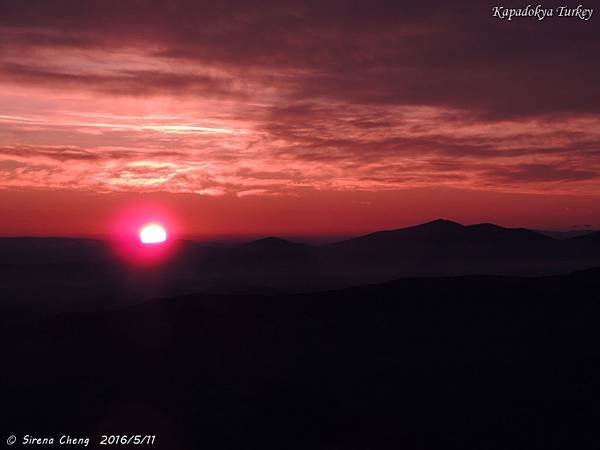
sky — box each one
[0,0,599,238]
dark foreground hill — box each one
[3,268,600,449]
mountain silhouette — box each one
[241,236,308,249]
[564,230,600,246]
[2,219,600,317]
[537,229,598,240]
[329,219,552,250]
[321,219,559,279]
[232,237,312,260]
[0,237,110,265]
[3,223,600,449]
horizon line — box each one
[1,218,598,243]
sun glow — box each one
[140,223,167,244]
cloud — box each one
[0,1,599,196]
[2,1,598,116]
[484,164,599,184]
[0,63,249,99]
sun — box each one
[140,223,167,244]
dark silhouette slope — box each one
[3,268,600,449]
[0,237,110,265]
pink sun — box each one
[110,204,180,266]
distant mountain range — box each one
[2,219,600,315]
[3,218,599,265]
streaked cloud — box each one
[0,0,599,197]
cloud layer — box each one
[1,0,600,197]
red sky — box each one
[1,1,599,238]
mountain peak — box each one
[243,237,302,248]
[416,218,464,229]
[467,222,505,231]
